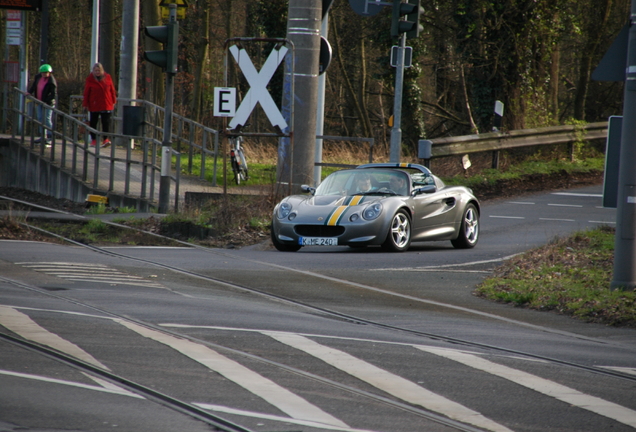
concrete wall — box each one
[0,137,154,212]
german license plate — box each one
[299,237,338,246]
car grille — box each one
[294,225,345,237]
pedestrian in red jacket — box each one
[83,63,117,147]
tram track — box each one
[2,194,636,431]
[2,195,636,378]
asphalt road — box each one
[1,184,635,432]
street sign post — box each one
[213,87,236,117]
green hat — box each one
[39,64,52,73]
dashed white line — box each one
[547,203,583,208]
[552,192,603,197]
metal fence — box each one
[69,95,221,186]
[9,89,221,210]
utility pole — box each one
[611,0,636,290]
[278,0,322,194]
[390,32,406,163]
[116,0,139,152]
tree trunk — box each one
[190,6,209,122]
[573,0,613,120]
[141,0,164,105]
[99,0,116,82]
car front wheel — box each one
[382,210,411,252]
[451,203,479,249]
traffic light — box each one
[391,0,424,39]
[144,20,179,74]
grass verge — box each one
[475,226,636,327]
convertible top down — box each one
[271,163,480,252]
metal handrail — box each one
[11,89,182,210]
[70,95,221,186]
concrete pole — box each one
[390,32,406,163]
[278,0,321,194]
[611,0,636,290]
[314,15,328,187]
[117,0,139,147]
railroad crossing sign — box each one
[226,44,289,131]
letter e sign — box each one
[213,87,236,117]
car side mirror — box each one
[412,185,436,196]
[301,185,316,195]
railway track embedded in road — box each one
[2,194,635,432]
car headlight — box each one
[362,203,382,220]
[277,202,292,219]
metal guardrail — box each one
[427,122,608,167]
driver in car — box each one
[354,173,375,193]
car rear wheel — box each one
[382,210,411,252]
[270,226,301,252]
[451,203,479,249]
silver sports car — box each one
[271,163,480,252]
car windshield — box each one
[315,169,413,197]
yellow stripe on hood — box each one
[326,195,365,226]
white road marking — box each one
[0,369,142,398]
[264,331,513,432]
[547,203,583,208]
[417,346,636,428]
[539,218,575,222]
[194,403,375,432]
[371,254,521,272]
[599,366,636,376]
[552,192,603,197]
[0,306,109,370]
[507,201,535,205]
[16,262,164,288]
[116,320,349,429]
[489,215,525,219]
[589,220,615,224]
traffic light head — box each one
[391,0,424,39]
[144,21,179,74]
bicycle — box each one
[229,134,248,185]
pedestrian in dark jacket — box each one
[82,62,117,147]
[28,64,57,143]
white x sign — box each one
[228,45,289,131]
